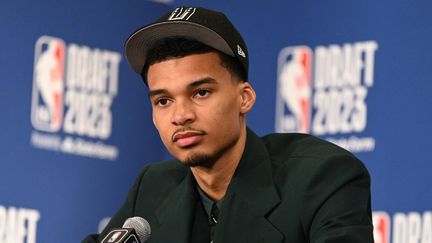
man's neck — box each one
[190,129,247,202]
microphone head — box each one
[123,217,151,242]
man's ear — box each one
[239,82,256,114]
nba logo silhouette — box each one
[31,36,65,132]
[108,231,123,242]
[275,46,312,133]
[373,211,390,243]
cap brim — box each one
[125,21,234,74]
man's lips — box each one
[172,130,205,148]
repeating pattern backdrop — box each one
[1,1,431,242]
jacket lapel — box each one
[151,170,197,243]
[214,128,283,243]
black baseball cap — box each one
[124,6,248,80]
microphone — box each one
[101,217,151,243]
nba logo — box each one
[31,36,65,132]
[275,46,312,133]
[102,229,128,243]
[373,211,390,243]
[108,231,122,242]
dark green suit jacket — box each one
[83,129,373,242]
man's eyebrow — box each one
[148,77,218,98]
[148,88,167,99]
[148,77,217,98]
[188,77,218,88]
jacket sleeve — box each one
[304,154,374,243]
[81,166,150,243]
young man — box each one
[83,6,373,243]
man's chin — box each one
[180,153,215,168]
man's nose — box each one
[171,100,196,126]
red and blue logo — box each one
[31,36,65,132]
[373,211,390,243]
[276,46,312,133]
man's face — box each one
[147,52,253,167]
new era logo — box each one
[168,7,196,21]
[237,45,246,58]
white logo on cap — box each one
[168,7,196,21]
[237,45,246,58]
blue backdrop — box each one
[1,0,431,242]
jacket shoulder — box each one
[135,159,189,197]
[261,132,370,198]
[261,133,373,242]
[262,132,354,160]
[142,159,189,181]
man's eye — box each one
[155,98,170,106]
[195,89,211,97]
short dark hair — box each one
[141,38,246,83]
